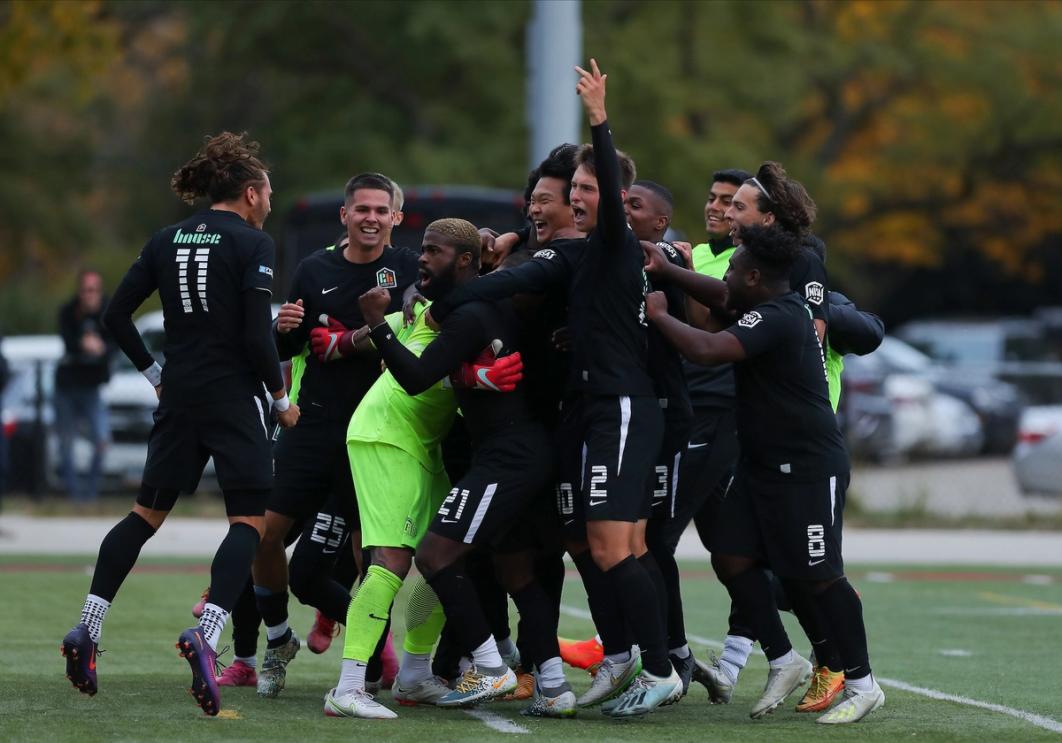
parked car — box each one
[863,337,1022,454]
[1012,405,1062,496]
[840,338,991,460]
[896,317,1062,406]
[0,335,156,493]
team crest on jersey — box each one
[738,310,763,328]
[658,241,678,260]
[376,267,397,289]
[804,281,824,306]
[196,223,207,232]
[533,248,556,260]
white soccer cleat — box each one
[436,666,517,707]
[521,679,577,719]
[576,652,642,708]
[392,676,452,706]
[816,680,885,724]
[601,666,683,718]
[749,653,813,719]
[323,687,398,719]
[692,654,735,704]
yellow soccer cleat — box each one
[795,666,846,712]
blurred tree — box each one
[584,0,1062,323]
[0,0,1059,333]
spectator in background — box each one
[55,269,115,503]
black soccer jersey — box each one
[369,298,535,445]
[647,241,691,418]
[277,245,420,419]
[789,248,828,324]
[725,292,849,480]
[430,122,654,398]
[106,209,279,404]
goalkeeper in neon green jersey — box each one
[324,220,486,720]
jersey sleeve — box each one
[723,301,796,360]
[429,251,568,323]
[589,122,628,248]
[371,304,487,396]
[242,234,276,294]
[789,249,828,323]
[274,255,310,360]
[102,239,160,373]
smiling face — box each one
[529,176,573,245]
[341,188,394,251]
[704,180,738,240]
[724,183,774,244]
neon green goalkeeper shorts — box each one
[348,441,451,550]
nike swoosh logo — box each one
[687,442,708,449]
[476,367,500,391]
[808,559,825,566]
[322,286,338,294]
[368,613,388,621]
[589,499,606,507]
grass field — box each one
[1,556,1060,741]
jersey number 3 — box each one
[176,247,211,313]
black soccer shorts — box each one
[428,424,553,548]
[554,394,664,537]
[268,409,357,526]
[646,403,694,520]
[142,393,273,506]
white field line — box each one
[558,603,1062,734]
[877,678,1062,734]
[463,708,530,734]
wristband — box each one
[141,362,162,387]
[272,394,291,412]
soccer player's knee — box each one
[414,552,442,581]
[712,553,755,582]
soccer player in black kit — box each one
[427,60,681,717]
[363,218,574,717]
[646,223,884,725]
[60,131,300,716]
[251,172,420,698]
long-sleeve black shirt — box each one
[369,298,535,446]
[103,209,283,405]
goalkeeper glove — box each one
[309,315,360,362]
[452,340,524,392]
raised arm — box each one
[576,59,627,247]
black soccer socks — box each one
[89,511,157,601]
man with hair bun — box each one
[61,131,299,716]
[647,223,884,725]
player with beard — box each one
[647,223,884,725]
[427,60,681,718]
[61,132,299,716]
[327,220,509,720]
[250,173,420,699]
[360,219,578,717]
